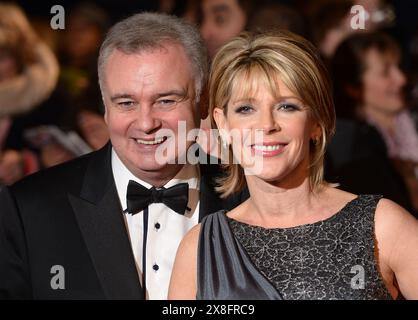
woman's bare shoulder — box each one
[168,224,202,300]
[180,223,202,252]
[374,198,418,299]
[375,198,418,234]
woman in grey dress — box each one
[168,31,418,300]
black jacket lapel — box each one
[69,143,143,299]
[199,172,224,221]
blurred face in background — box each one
[63,15,102,66]
[362,48,406,117]
[200,0,246,58]
[0,49,18,82]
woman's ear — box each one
[213,107,227,131]
[213,107,231,146]
[310,121,322,141]
[213,107,232,152]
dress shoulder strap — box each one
[196,211,282,300]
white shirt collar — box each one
[111,148,200,212]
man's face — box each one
[200,0,246,58]
[102,43,199,184]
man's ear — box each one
[103,106,109,126]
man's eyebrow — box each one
[110,91,188,102]
[155,90,187,98]
[110,94,135,102]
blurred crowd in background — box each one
[1,0,418,217]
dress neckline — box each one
[226,195,363,231]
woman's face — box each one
[362,48,406,116]
[213,74,320,185]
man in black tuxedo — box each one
[0,13,247,299]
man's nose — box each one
[135,105,161,133]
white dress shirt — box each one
[111,149,200,300]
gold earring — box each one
[221,138,229,149]
[218,135,229,149]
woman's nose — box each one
[258,111,280,133]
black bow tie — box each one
[126,180,189,215]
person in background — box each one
[247,2,307,39]
[332,32,418,214]
[58,2,109,104]
[158,0,200,25]
[3,3,110,173]
[169,31,418,300]
[311,0,395,61]
[311,0,356,60]
[200,0,255,59]
[0,3,59,185]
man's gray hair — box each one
[98,12,208,103]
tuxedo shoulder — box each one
[9,150,96,197]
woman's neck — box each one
[244,174,324,228]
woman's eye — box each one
[235,105,253,114]
[278,103,300,112]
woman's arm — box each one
[375,198,418,299]
[0,44,59,118]
[168,224,201,300]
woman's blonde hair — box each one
[209,31,335,197]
